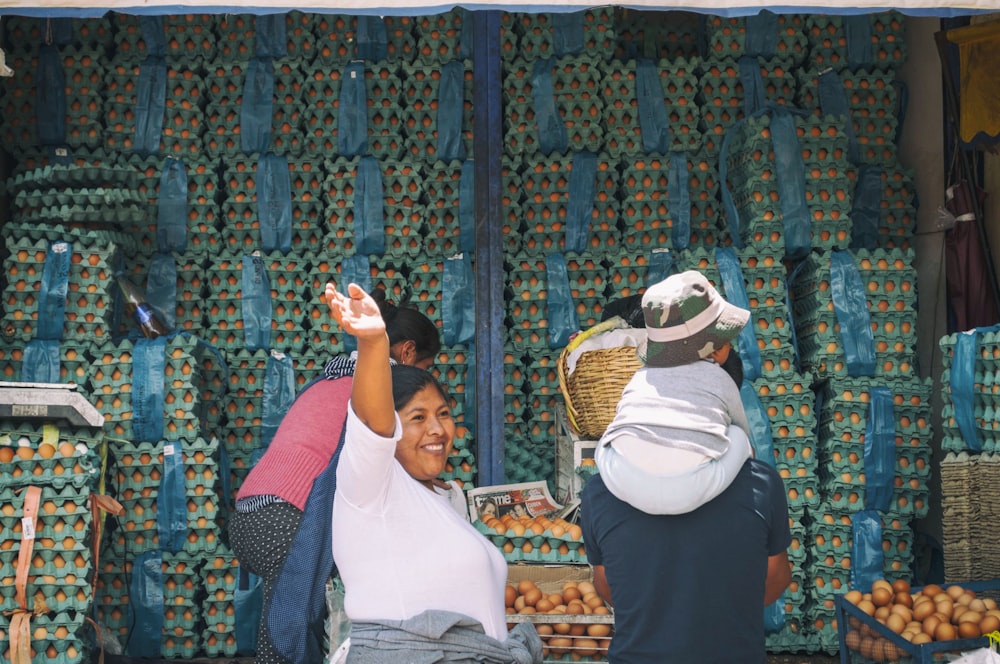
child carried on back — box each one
[596,270,754,515]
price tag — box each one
[21,517,35,541]
[164,443,176,456]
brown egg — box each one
[872,587,893,607]
[504,585,517,608]
[844,590,864,605]
[517,580,537,596]
[587,623,612,638]
[894,591,913,608]
[911,632,933,645]
[523,587,542,607]
[890,604,913,622]
[892,579,912,595]
[946,584,966,600]
[913,598,935,621]
[535,598,555,613]
[921,584,944,598]
[959,621,982,639]
[921,614,942,637]
[935,622,957,642]
[885,612,907,634]
[981,614,1000,634]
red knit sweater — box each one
[236,376,353,511]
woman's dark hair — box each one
[391,364,450,411]
[373,288,441,363]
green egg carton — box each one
[160,634,200,659]
[163,601,201,631]
[782,476,821,510]
[283,10,317,59]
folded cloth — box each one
[347,610,542,664]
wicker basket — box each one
[558,321,643,440]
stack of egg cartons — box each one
[787,14,923,648]
[0,16,110,154]
[677,246,817,651]
[0,422,104,664]
[938,329,1000,582]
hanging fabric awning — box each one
[0,0,996,18]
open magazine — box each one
[465,480,570,523]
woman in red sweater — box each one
[229,288,440,664]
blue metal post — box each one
[472,10,505,487]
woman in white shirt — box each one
[325,282,542,664]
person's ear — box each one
[403,339,417,365]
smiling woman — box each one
[325,282,543,663]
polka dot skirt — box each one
[229,500,304,664]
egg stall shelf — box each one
[835,579,1000,664]
[506,563,615,663]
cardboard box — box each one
[555,405,599,504]
[505,564,614,663]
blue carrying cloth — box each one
[266,413,346,664]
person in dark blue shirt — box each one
[580,458,791,664]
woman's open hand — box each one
[325,282,385,339]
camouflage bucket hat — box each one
[642,270,750,368]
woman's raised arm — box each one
[324,282,395,436]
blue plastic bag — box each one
[157,441,187,553]
[235,567,263,655]
[830,251,877,377]
[532,59,567,156]
[338,62,368,157]
[717,247,762,381]
[22,340,60,383]
[437,60,468,162]
[850,165,884,251]
[552,11,584,57]
[36,44,66,147]
[255,14,288,58]
[339,255,372,355]
[950,327,1000,452]
[737,56,766,116]
[745,10,778,57]
[771,109,811,260]
[443,253,476,346]
[356,16,388,61]
[863,387,896,513]
[258,153,293,254]
[156,157,188,253]
[851,510,884,591]
[128,550,164,658]
[145,252,177,333]
[545,253,579,350]
[635,59,671,154]
[242,253,273,352]
[566,151,597,254]
[241,57,275,155]
[37,240,72,342]
[134,55,167,156]
[668,154,691,250]
[845,15,873,68]
[740,381,776,464]
[132,336,167,443]
[355,156,385,256]
[817,69,860,165]
[646,248,675,287]
[261,351,296,448]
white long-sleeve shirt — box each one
[332,405,509,641]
